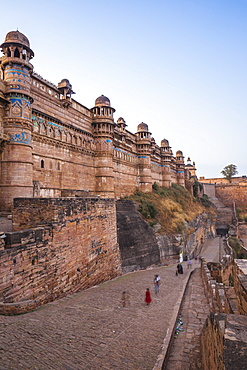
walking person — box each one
[121,292,127,307]
[187,259,192,269]
[154,274,160,294]
[145,288,152,305]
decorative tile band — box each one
[9,132,32,145]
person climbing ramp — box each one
[145,288,152,305]
[154,274,160,294]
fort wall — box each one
[0,197,121,314]
[215,184,247,208]
[0,30,196,210]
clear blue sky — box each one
[1,0,247,178]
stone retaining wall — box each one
[215,184,247,208]
[201,313,247,370]
[0,197,121,314]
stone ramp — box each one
[200,236,220,263]
[0,238,220,369]
[0,263,191,370]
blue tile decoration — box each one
[9,132,32,145]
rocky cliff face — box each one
[116,199,215,272]
[116,200,161,273]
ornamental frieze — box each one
[9,131,32,145]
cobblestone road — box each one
[0,263,190,370]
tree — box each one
[221,164,238,183]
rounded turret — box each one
[0,30,34,210]
[161,138,169,147]
[0,30,34,101]
[91,95,115,125]
[1,31,34,59]
[91,95,115,197]
[137,122,149,132]
[95,95,111,107]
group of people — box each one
[121,274,161,307]
[144,274,161,305]
[121,258,197,307]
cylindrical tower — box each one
[91,95,116,198]
[160,138,172,187]
[0,31,34,211]
[175,150,185,186]
[136,122,152,192]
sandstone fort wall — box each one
[215,184,247,208]
[0,197,121,314]
[0,30,196,211]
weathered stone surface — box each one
[116,199,161,272]
[0,197,121,314]
[116,200,215,272]
[215,184,247,208]
[201,313,247,370]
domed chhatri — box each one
[161,138,169,147]
[3,30,30,48]
[176,150,183,157]
[117,117,126,124]
[137,122,149,132]
[95,95,111,107]
[1,30,34,54]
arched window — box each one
[41,159,44,168]
[7,48,11,57]
[14,48,20,58]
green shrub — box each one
[228,237,244,258]
[200,194,212,208]
[152,182,159,191]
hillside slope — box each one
[127,183,214,235]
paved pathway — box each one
[0,263,190,370]
[0,237,220,370]
[200,236,220,262]
[164,266,210,370]
[164,237,219,370]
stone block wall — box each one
[201,313,225,370]
[201,313,247,370]
[215,184,247,208]
[233,260,247,315]
[0,197,121,314]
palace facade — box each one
[0,30,196,211]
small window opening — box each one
[41,159,44,168]
[14,48,20,58]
